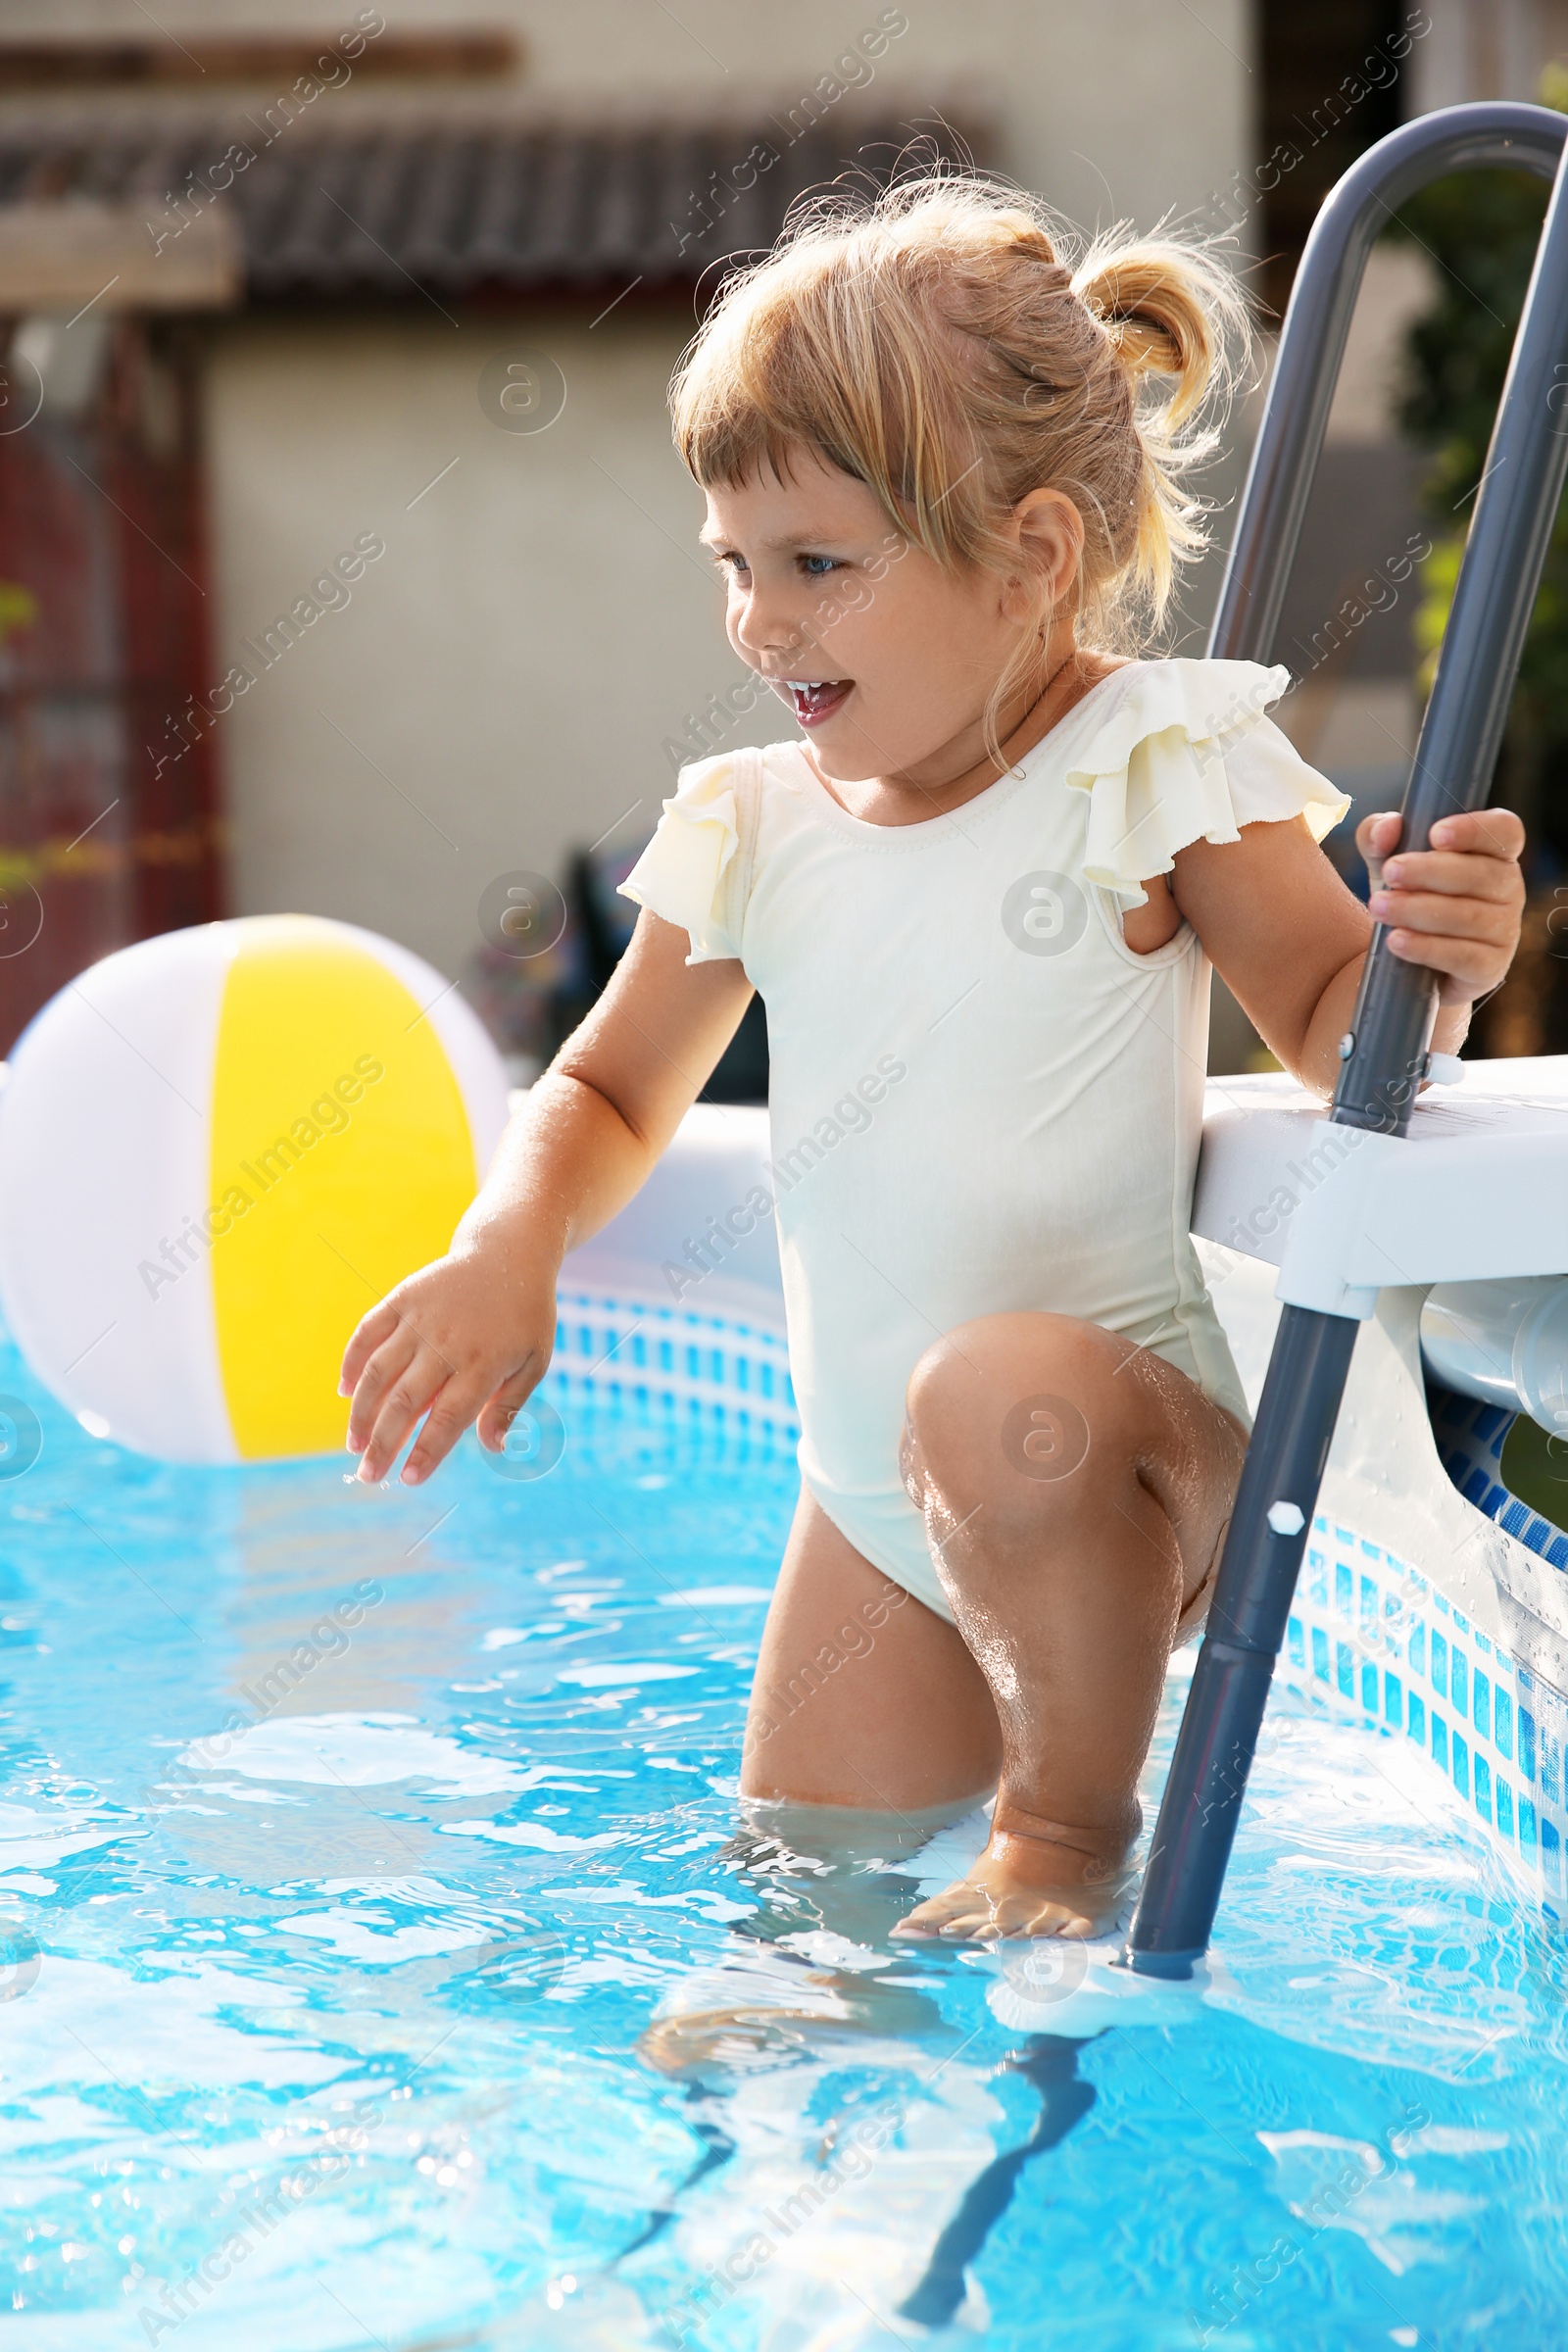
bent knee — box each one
[907,1312,1128,1427]
[906,1313,1137,1496]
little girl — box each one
[341,177,1524,1942]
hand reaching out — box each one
[338,1248,557,1487]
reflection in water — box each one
[633,1798,1103,2328]
[898,2035,1099,2327]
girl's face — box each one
[701,445,1080,792]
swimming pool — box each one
[2,1303,1566,2350]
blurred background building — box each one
[1,0,1566,1082]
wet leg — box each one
[894,1314,1246,1940]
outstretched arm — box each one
[1169,805,1526,1096]
[339,911,753,1486]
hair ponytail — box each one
[1071,239,1225,427]
[1068,229,1249,613]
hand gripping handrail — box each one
[1125,101,1568,1978]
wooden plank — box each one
[0,202,241,312]
[0,30,520,89]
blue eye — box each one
[802,555,839,576]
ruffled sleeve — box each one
[1063,660,1351,907]
[619,753,745,963]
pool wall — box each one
[1285,1510,1568,1908]
[549,1284,798,1453]
[1203,1238,1568,1899]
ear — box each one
[1004,488,1084,617]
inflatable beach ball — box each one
[0,915,510,1462]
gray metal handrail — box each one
[1210,102,1568,667]
[1126,100,1568,1978]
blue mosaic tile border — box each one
[544,1286,799,1448]
[1429,1385,1568,1571]
[1283,1514,1568,1911]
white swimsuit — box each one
[621,660,1348,1620]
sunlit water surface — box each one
[0,1335,1566,2350]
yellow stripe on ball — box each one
[209,916,479,1459]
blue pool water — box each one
[2,1330,1567,2350]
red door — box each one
[0,317,223,1054]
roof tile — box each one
[0,114,980,302]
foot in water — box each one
[892,1808,1134,1942]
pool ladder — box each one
[1126,99,1568,1976]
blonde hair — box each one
[671,172,1250,726]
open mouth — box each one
[770,677,853,728]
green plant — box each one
[0,579,36,645]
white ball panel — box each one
[0,927,236,1460]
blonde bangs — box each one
[673,232,985,569]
